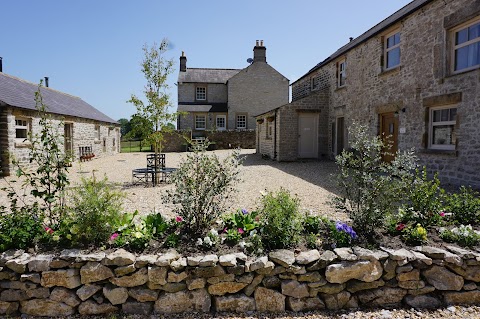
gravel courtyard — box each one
[0,149,344,221]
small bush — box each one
[163,142,241,233]
[403,224,428,245]
[222,209,259,236]
[445,186,480,225]
[0,206,44,252]
[440,225,480,247]
[334,123,418,238]
[258,188,303,250]
[59,175,125,247]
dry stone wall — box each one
[1,246,480,316]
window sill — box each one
[94,140,102,144]
[419,149,457,156]
[379,65,401,77]
[334,86,346,92]
[445,66,480,79]
[15,140,32,148]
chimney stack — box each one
[0,57,2,73]
[349,37,354,42]
[44,77,49,87]
[253,40,266,63]
[180,51,187,72]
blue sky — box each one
[2,0,411,122]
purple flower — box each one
[241,208,248,215]
[335,221,357,239]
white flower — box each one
[238,241,246,249]
[196,238,203,246]
[210,228,219,237]
[204,236,212,246]
[249,230,257,237]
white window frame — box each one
[215,115,226,131]
[337,59,346,88]
[452,17,480,73]
[384,29,401,70]
[195,114,206,130]
[15,117,29,140]
[236,114,247,129]
[429,105,457,151]
[196,86,206,101]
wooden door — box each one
[298,113,318,158]
[336,117,345,155]
[380,112,398,162]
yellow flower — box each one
[52,235,60,242]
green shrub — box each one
[59,175,125,247]
[403,224,428,245]
[163,142,241,233]
[440,225,480,247]
[222,209,259,235]
[334,123,418,238]
[258,188,303,249]
[0,206,44,252]
[401,168,445,227]
[445,186,480,225]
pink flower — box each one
[110,233,119,241]
[175,216,184,223]
[223,227,228,233]
[238,228,244,234]
[439,212,445,217]
[396,223,406,231]
[44,227,54,234]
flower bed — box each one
[1,245,480,316]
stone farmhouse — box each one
[176,41,289,135]
[0,72,120,175]
[256,0,480,188]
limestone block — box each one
[404,294,442,309]
[103,249,136,266]
[80,262,114,284]
[186,278,206,290]
[443,290,480,305]
[109,267,148,287]
[334,248,357,261]
[287,296,325,311]
[41,269,81,289]
[154,288,211,313]
[103,285,128,305]
[114,263,136,276]
[199,254,218,267]
[128,287,159,302]
[244,274,264,297]
[423,266,463,291]
[28,255,53,272]
[122,301,153,315]
[325,260,383,284]
[296,249,321,265]
[208,282,248,296]
[78,300,118,315]
[281,280,309,299]
[254,287,285,312]
[20,299,74,317]
[269,250,295,267]
[346,279,385,293]
[148,266,167,285]
[322,291,351,310]
[0,301,18,315]
[214,294,255,312]
[5,253,31,273]
[0,289,28,302]
[357,287,407,307]
[76,284,102,301]
[219,254,237,267]
[168,271,189,283]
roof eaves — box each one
[291,0,434,86]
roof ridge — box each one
[187,67,242,71]
[0,72,82,100]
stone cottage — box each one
[256,0,480,188]
[0,72,120,175]
[177,41,289,135]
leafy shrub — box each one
[59,175,125,247]
[329,221,357,248]
[0,206,44,252]
[401,169,445,227]
[164,142,241,233]
[303,215,325,234]
[440,225,480,247]
[403,224,428,245]
[223,209,259,235]
[445,186,480,225]
[225,228,242,244]
[258,188,303,249]
[334,123,418,238]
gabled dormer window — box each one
[196,86,206,101]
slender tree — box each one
[128,39,180,184]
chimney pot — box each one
[349,37,354,42]
[256,40,259,46]
[44,77,49,87]
[0,57,2,73]
[179,52,187,72]
[253,41,266,63]
[260,40,264,46]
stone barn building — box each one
[0,72,120,175]
[256,0,480,188]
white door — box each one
[298,113,318,158]
[216,115,226,131]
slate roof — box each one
[0,72,117,124]
[292,0,433,85]
[178,103,228,113]
[178,68,241,84]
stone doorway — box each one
[298,113,318,158]
[380,112,398,162]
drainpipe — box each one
[274,108,278,160]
